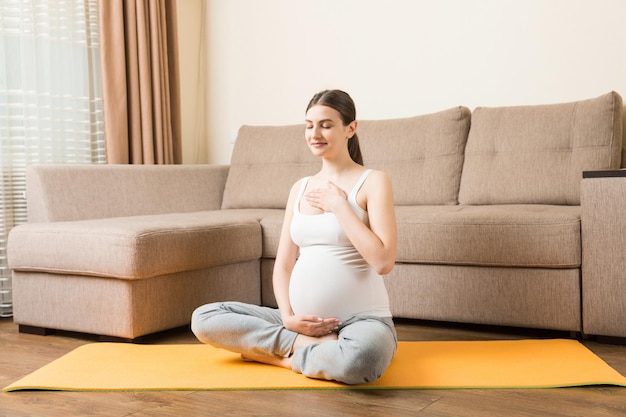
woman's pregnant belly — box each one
[289,245,378,322]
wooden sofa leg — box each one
[19,325,56,336]
[99,334,147,344]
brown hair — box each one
[306,89,363,165]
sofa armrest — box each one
[26,164,230,222]
[581,170,626,338]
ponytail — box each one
[347,135,363,165]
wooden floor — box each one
[1,317,625,417]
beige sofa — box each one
[7,91,625,341]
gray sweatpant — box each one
[191,302,397,385]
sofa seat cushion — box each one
[219,208,285,258]
[259,212,287,257]
[8,211,262,279]
[395,205,581,268]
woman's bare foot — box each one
[241,332,339,369]
[241,353,292,369]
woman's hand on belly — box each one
[283,314,341,337]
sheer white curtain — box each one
[0,0,106,317]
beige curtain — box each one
[98,0,182,164]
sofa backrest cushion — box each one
[221,124,319,209]
[26,165,229,222]
[359,106,471,206]
[222,106,472,209]
[458,91,623,205]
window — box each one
[0,0,105,317]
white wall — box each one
[182,0,626,165]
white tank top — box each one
[288,169,392,322]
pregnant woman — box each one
[191,89,398,384]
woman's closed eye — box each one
[305,121,335,129]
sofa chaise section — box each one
[8,167,267,340]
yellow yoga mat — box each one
[4,339,626,392]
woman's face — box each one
[304,105,356,159]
